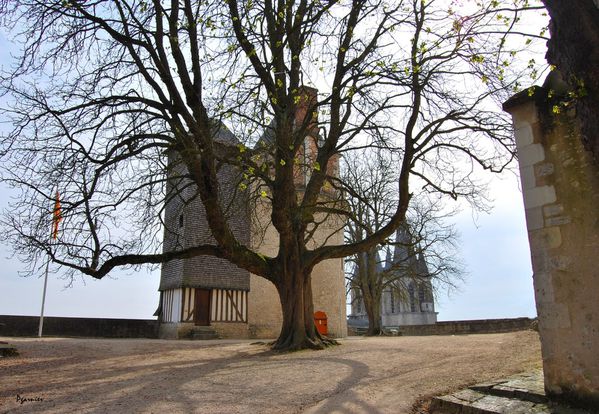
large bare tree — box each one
[0,0,544,350]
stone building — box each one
[349,226,437,327]
[156,88,347,339]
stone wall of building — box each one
[309,225,348,338]
[158,321,193,339]
[504,83,599,408]
[210,322,249,339]
[248,274,282,338]
[247,200,347,339]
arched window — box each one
[408,283,416,312]
[354,290,363,314]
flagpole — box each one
[38,258,50,337]
[39,188,60,338]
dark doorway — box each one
[194,288,211,326]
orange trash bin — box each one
[314,311,328,336]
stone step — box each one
[192,326,218,333]
[190,326,219,340]
[431,389,543,413]
[469,377,547,404]
[431,390,591,414]
[430,373,592,414]
[192,332,219,340]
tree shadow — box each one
[0,339,380,413]
[300,357,383,414]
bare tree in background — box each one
[344,151,462,335]
[0,0,544,350]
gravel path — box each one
[0,331,541,413]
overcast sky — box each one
[0,169,536,322]
[0,14,538,322]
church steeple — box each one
[393,223,418,269]
[416,251,430,277]
[393,223,411,263]
[385,245,393,270]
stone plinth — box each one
[504,84,599,409]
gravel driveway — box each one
[0,331,541,413]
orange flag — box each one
[52,191,62,240]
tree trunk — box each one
[363,248,382,335]
[363,292,382,336]
[271,257,337,351]
[543,0,599,163]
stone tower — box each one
[157,123,251,339]
[157,89,347,339]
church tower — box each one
[349,225,437,328]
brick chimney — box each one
[292,86,340,186]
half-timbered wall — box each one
[211,289,248,323]
[161,288,182,323]
[180,288,195,322]
[172,288,248,324]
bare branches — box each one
[0,0,546,284]
[343,149,464,334]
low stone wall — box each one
[400,317,535,336]
[348,317,535,336]
[0,315,159,338]
[1,315,535,339]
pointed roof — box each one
[255,119,276,149]
[376,250,385,274]
[393,223,418,269]
[416,252,430,278]
[385,245,393,270]
[255,85,319,149]
[384,222,433,282]
[393,224,410,263]
[212,121,239,144]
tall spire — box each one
[416,251,430,277]
[385,245,393,270]
[393,223,411,263]
[393,222,418,270]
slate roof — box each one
[159,121,250,291]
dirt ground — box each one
[0,331,541,414]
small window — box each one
[418,285,425,304]
[179,214,184,228]
[390,291,395,314]
[408,284,416,312]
